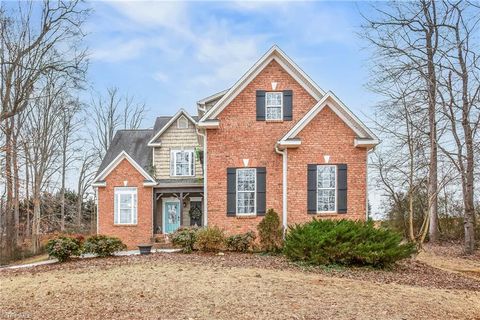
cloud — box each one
[90,38,148,62]
[152,71,169,83]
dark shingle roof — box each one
[96,129,154,177]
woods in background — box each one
[0,1,146,263]
[363,0,480,253]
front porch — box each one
[153,186,204,235]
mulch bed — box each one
[1,251,479,291]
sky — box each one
[85,1,380,126]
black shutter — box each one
[283,90,293,121]
[256,167,266,216]
[227,168,236,216]
[256,90,266,121]
[337,164,347,213]
[307,164,317,214]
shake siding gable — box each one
[152,117,202,179]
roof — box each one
[148,109,198,146]
[96,129,154,178]
[278,91,379,149]
[199,45,326,122]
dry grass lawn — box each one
[1,252,480,320]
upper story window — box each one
[265,92,283,121]
[317,165,336,213]
[177,116,189,129]
[236,168,256,215]
[171,149,194,176]
[114,187,137,224]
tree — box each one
[90,86,146,161]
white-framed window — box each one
[171,149,194,176]
[177,116,189,129]
[236,168,256,215]
[317,165,336,213]
[265,92,283,120]
[114,187,137,224]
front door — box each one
[163,198,181,233]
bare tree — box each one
[436,0,480,253]
[90,86,147,161]
[0,0,88,258]
[75,152,96,228]
[361,0,448,242]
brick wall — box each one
[97,158,153,248]
[287,106,367,224]
[206,60,366,235]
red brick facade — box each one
[206,60,367,234]
[97,159,153,248]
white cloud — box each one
[152,71,168,83]
[91,38,148,62]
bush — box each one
[225,231,256,252]
[171,227,199,253]
[257,209,283,253]
[283,219,417,268]
[83,235,126,257]
[45,236,82,262]
[195,226,225,252]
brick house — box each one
[92,46,379,247]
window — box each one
[177,116,189,129]
[317,165,336,212]
[265,92,283,120]
[171,149,194,176]
[236,168,256,215]
[114,187,137,224]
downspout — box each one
[275,144,288,236]
[95,187,99,234]
[196,127,208,226]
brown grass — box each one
[1,252,480,320]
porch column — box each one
[179,191,183,225]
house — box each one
[92,46,379,247]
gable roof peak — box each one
[148,109,197,146]
[199,45,326,122]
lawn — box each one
[1,247,479,320]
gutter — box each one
[196,127,208,226]
[275,144,288,236]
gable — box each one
[93,151,156,187]
[148,109,197,146]
[198,45,325,124]
[278,92,379,149]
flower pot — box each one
[138,244,153,255]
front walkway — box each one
[1,248,181,270]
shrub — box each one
[171,227,199,253]
[195,226,225,252]
[225,231,256,252]
[45,236,82,262]
[83,235,126,257]
[257,209,283,253]
[283,219,417,268]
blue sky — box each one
[85,1,379,126]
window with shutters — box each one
[114,187,137,224]
[265,92,283,120]
[317,165,336,213]
[171,149,194,176]
[236,168,256,215]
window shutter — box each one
[256,90,266,121]
[256,167,266,216]
[170,151,175,176]
[337,164,348,213]
[114,192,119,224]
[283,90,293,121]
[307,164,317,214]
[227,168,236,216]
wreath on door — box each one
[189,206,202,221]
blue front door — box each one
[164,200,180,233]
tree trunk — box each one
[4,118,15,258]
[31,184,41,254]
